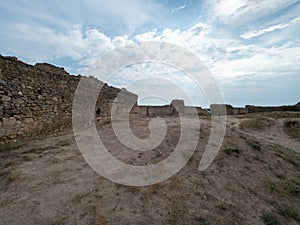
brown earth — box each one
[0,112,300,225]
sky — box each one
[0,0,300,107]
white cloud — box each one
[171,4,187,14]
[241,23,290,39]
[133,23,300,86]
[210,0,298,25]
[241,16,300,39]
[0,0,160,35]
[3,19,298,83]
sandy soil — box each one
[0,113,299,225]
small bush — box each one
[283,119,300,140]
[269,180,300,196]
[277,207,300,222]
[275,173,286,179]
[261,213,281,225]
[284,119,299,127]
[224,148,240,155]
[0,142,24,152]
[247,141,261,151]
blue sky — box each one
[0,0,300,107]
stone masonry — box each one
[0,55,134,143]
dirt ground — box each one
[0,113,300,225]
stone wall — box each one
[210,104,233,116]
[0,55,133,143]
[2,55,298,143]
[210,103,300,116]
[245,104,300,113]
[137,100,208,117]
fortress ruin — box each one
[1,55,299,143]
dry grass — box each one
[223,148,240,156]
[269,179,300,196]
[261,212,281,225]
[247,140,261,151]
[0,142,24,152]
[283,119,300,141]
[239,117,274,130]
[97,116,111,126]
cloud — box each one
[2,19,298,84]
[171,4,187,14]
[241,23,290,39]
[0,0,161,36]
[1,0,299,106]
[241,16,300,39]
[209,0,299,26]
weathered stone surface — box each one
[0,54,133,143]
[171,99,185,113]
[24,118,34,124]
[9,117,17,125]
[148,105,174,116]
[1,95,11,101]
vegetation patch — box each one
[275,173,286,180]
[277,206,300,222]
[270,180,300,196]
[224,148,240,156]
[283,119,300,141]
[261,212,281,225]
[0,142,24,152]
[239,117,274,131]
[247,140,261,151]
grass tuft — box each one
[247,140,261,151]
[261,212,281,225]
[283,119,300,140]
[277,207,300,222]
[0,142,24,152]
[224,148,240,156]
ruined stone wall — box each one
[0,55,127,143]
[210,103,300,116]
[137,101,208,117]
[210,104,233,116]
[245,104,300,113]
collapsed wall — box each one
[0,55,135,143]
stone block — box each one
[1,95,11,102]
[24,118,34,124]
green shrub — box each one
[0,142,24,152]
[261,213,281,225]
[277,207,300,222]
[247,141,261,151]
[224,148,240,155]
